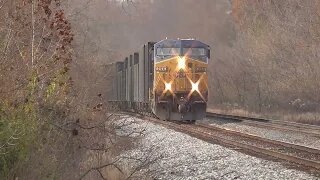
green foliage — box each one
[0,32,5,50]
[0,101,38,178]
[251,14,268,38]
[0,67,69,178]
[0,66,71,178]
[46,79,57,99]
[28,71,39,95]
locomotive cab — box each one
[152,39,210,121]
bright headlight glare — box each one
[191,81,199,93]
[177,56,186,70]
[165,82,172,91]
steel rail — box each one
[144,116,320,171]
[206,112,320,137]
[196,123,320,156]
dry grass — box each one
[282,113,320,126]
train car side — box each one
[111,42,155,113]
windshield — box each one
[155,47,208,63]
[156,48,180,56]
[182,48,206,56]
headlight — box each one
[177,56,186,70]
[191,80,200,93]
[165,82,172,91]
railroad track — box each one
[206,112,320,137]
[143,115,320,172]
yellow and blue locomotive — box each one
[110,39,210,121]
[153,39,210,121]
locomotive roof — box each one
[155,39,210,48]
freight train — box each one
[109,39,210,121]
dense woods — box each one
[1,0,320,179]
[222,0,320,116]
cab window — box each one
[182,48,206,56]
[183,47,208,63]
[156,48,180,56]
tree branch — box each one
[79,159,122,180]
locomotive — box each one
[110,39,210,121]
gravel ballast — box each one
[115,115,318,180]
